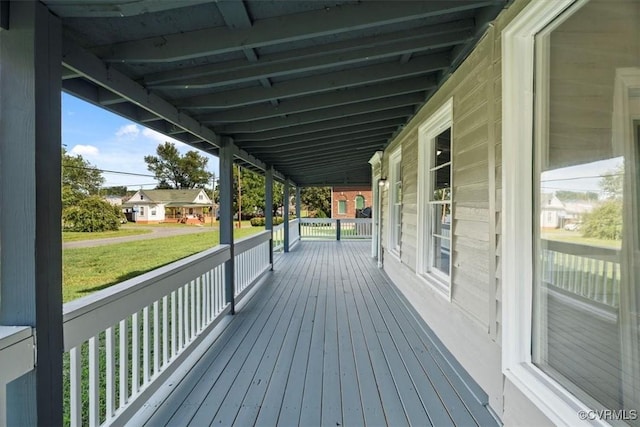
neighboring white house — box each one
[540,193,596,229]
[122,189,213,224]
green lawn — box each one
[63,226,263,303]
[541,229,621,249]
[62,228,152,242]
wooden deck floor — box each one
[137,241,498,426]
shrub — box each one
[250,217,284,226]
[581,200,623,240]
[63,196,121,232]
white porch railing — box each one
[62,245,231,427]
[0,326,35,425]
[234,231,272,297]
[59,230,274,427]
[272,222,285,252]
[289,219,301,247]
[269,220,300,254]
[299,218,372,240]
[541,239,620,308]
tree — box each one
[62,196,122,232]
[581,200,622,240]
[555,190,599,202]
[62,148,104,208]
[144,142,213,189]
[600,163,624,200]
[301,187,331,217]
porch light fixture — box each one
[378,178,387,187]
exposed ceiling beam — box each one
[226,107,413,142]
[238,128,396,151]
[149,29,472,90]
[280,155,372,170]
[255,141,386,162]
[44,0,212,18]
[62,37,221,148]
[198,77,434,123]
[143,19,474,87]
[212,93,423,132]
[92,1,499,63]
[233,119,403,144]
[216,0,252,29]
[176,53,449,109]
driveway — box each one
[63,225,219,249]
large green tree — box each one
[301,187,331,217]
[62,148,104,208]
[600,163,624,200]
[144,142,213,189]
[581,200,623,240]
[214,166,285,218]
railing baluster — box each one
[190,280,196,339]
[106,326,115,420]
[143,306,150,384]
[132,312,140,395]
[153,300,160,376]
[178,287,184,349]
[88,336,99,427]
[196,276,202,333]
[163,295,169,367]
[70,346,82,427]
[119,318,128,409]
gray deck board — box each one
[139,241,498,427]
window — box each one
[355,195,365,210]
[388,149,402,255]
[139,206,145,216]
[199,194,204,200]
[140,194,144,200]
[503,0,640,422]
[151,209,156,216]
[338,199,347,214]
[417,99,453,296]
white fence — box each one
[59,231,274,427]
[299,218,372,240]
[272,219,300,253]
[541,240,620,308]
[234,231,272,297]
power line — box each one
[541,172,623,183]
[62,164,156,178]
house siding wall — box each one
[378,0,549,422]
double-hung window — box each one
[388,149,402,255]
[417,99,453,297]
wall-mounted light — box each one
[378,178,387,187]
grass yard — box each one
[541,229,621,249]
[62,228,152,242]
[63,226,263,303]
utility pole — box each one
[237,165,242,229]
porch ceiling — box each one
[47,0,507,186]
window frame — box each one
[387,148,402,256]
[501,1,600,425]
[417,98,453,299]
[338,199,347,215]
[355,195,365,210]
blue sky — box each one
[62,93,220,190]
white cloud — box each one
[115,123,140,138]
[70,144,99,157]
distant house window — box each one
[151,209,156,216]
[338,200,347,214]
[355,195,365,210]
[199,194,204,200]
[417,98,452,297]
[388,149,402,255]
[139,206,145,216]
[140,194,144,200]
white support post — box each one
[0,2,63,424]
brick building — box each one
[331,186,372,218]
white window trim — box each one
[387,148,402,257]
[417,98,453,300]
[501,1,606,425]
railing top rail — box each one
[339,218,373,223]
[234,230,271,255]
[63,244,230,350]
[300,218,334,224]
[289,218,299,224]
[543,239,620,262]
[0,326,32,351]
[273,222,285,230]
